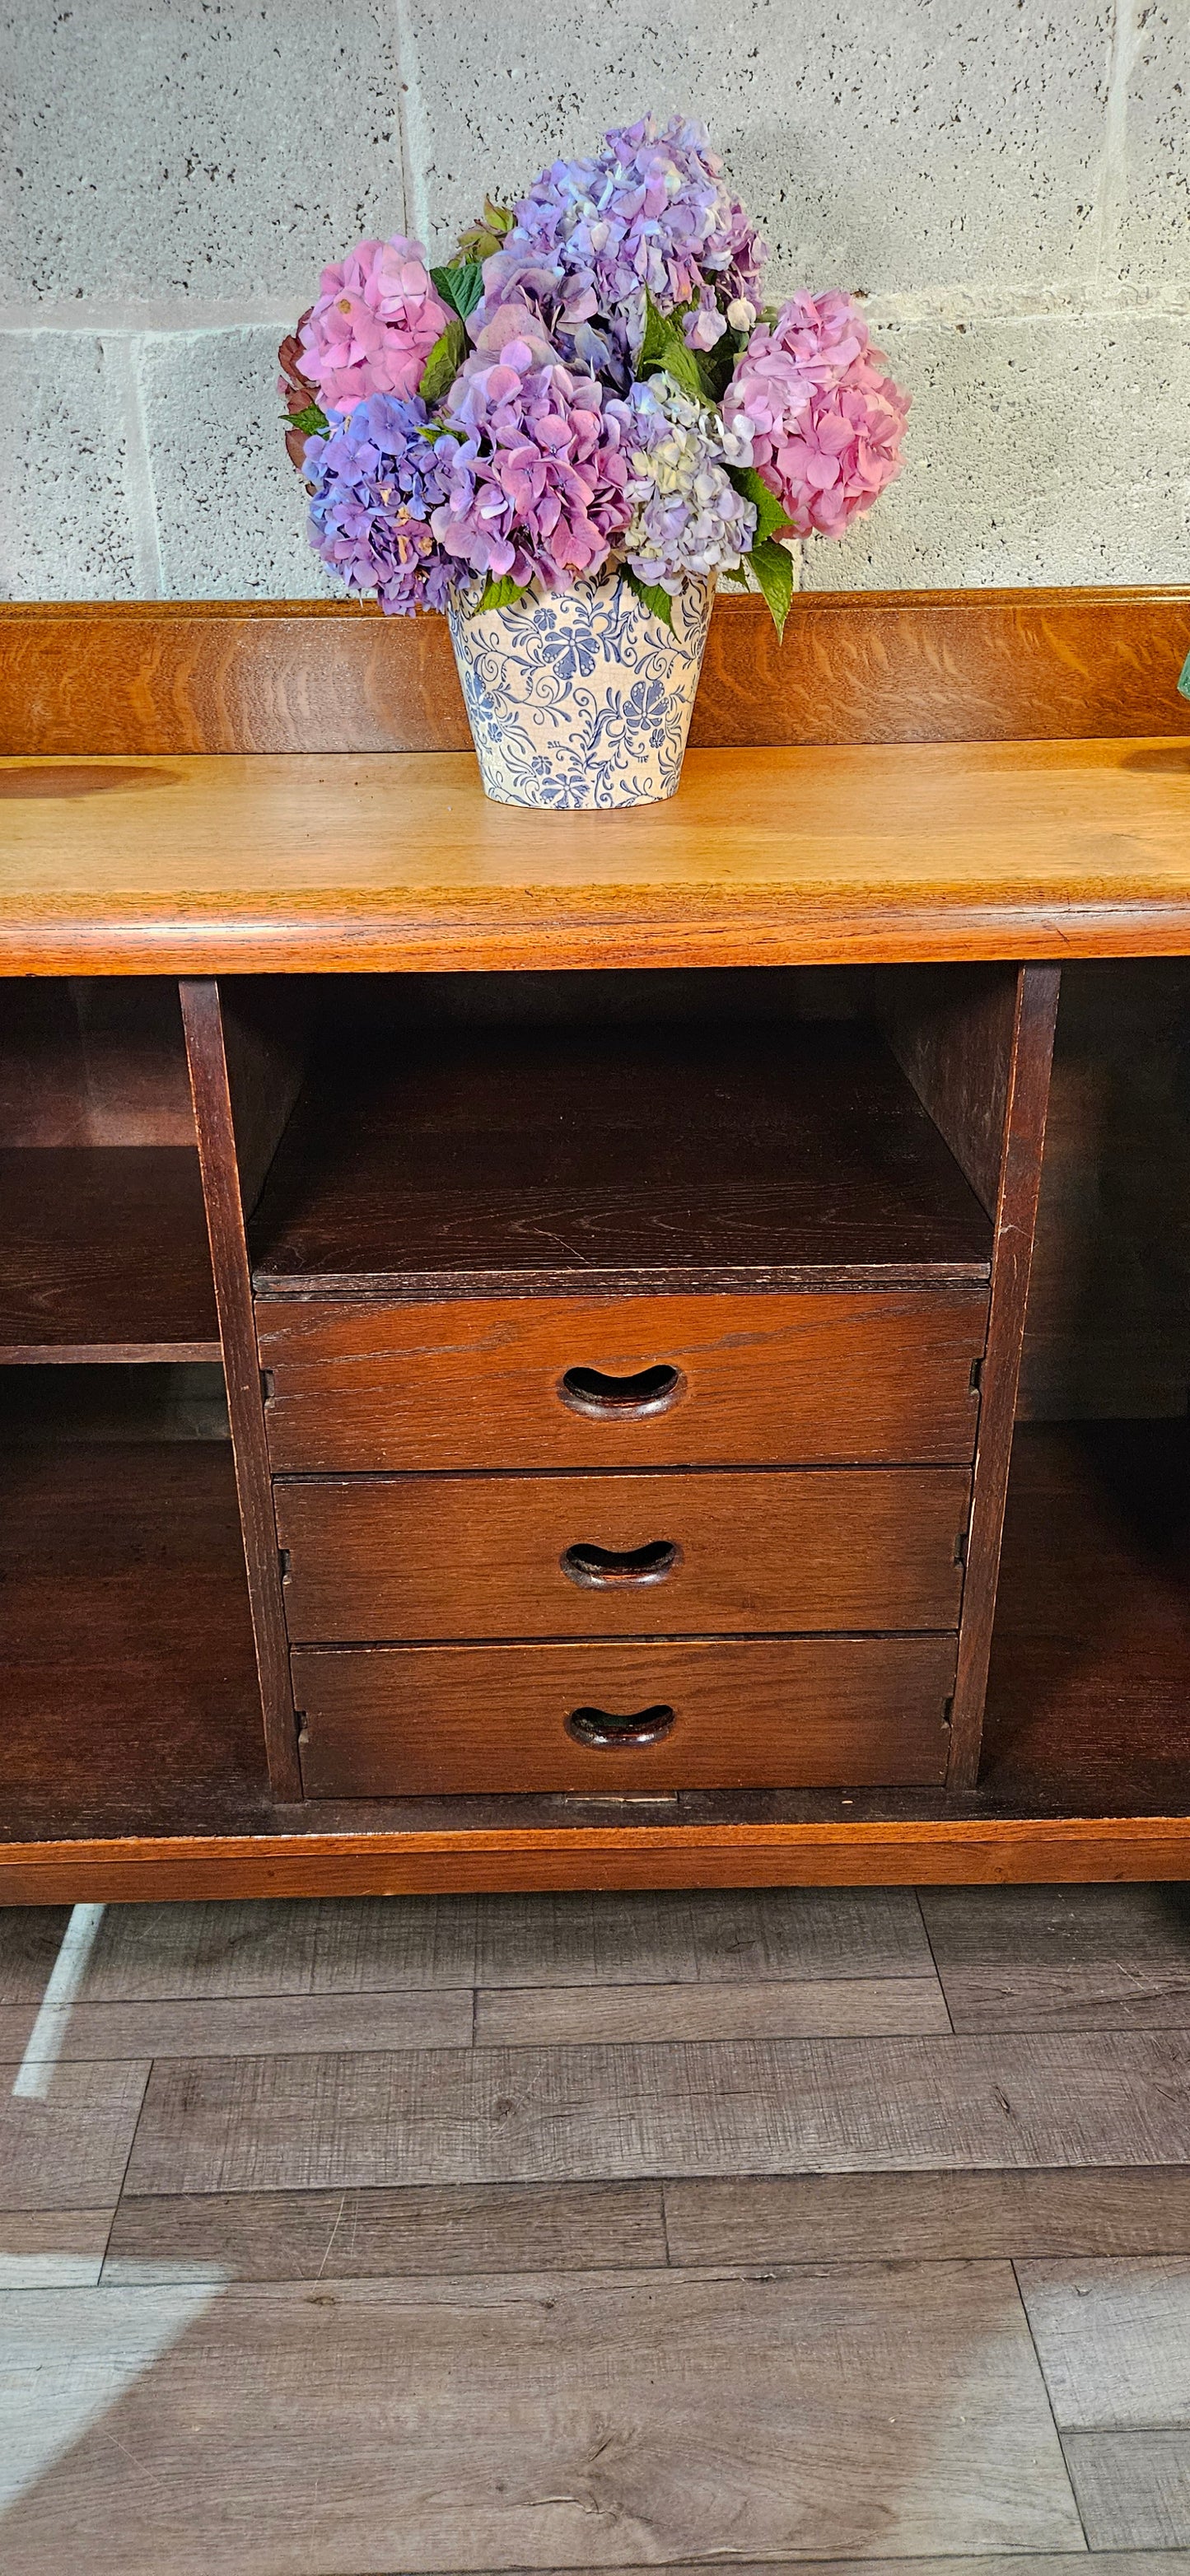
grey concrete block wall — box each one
[2,0,1188,600]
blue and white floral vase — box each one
[447,574,715,810]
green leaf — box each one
[639,289,671,372]
[431,259,484,321]
[284,401,329,439]
[475,572,528,613]
[721,562,751,588]
[636,292,707,403]
[418,313,469,404]
[726,462,792,548]
[622,566,674,629]
[451,200,514,264]
[748,537,796,638]
[660,329,707,404]
[1179,647,1190,704]
[696,326,744,404]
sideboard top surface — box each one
[2,735,1190,973]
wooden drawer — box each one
[274,1467,970,1642]
[293,1636,956,1794]
[257,1290,986,1473]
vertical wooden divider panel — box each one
[180,978,303,1800]
[947,967,1061,1785]
[887,964,1061,1787]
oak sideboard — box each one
[3,585,1190,1903]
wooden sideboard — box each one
[3,586,1190,1903]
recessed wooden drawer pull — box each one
[558,1362,686,1419]
[566,1703,677,1748]
[560,1538,682,1588]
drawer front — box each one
[274,1467,969,1642]
[258,1290,987,1474]
[293,1636,956,1794]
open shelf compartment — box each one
[0,981,220,1362]
[247,975,996,1297]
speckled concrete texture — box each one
[401,0,1114,297]
[138,329,338,597]
[801,311,1190,589]
[2,0,1188,600]
[1114,4,1190,290]
[2,0,407,307]
[1,333,144,597]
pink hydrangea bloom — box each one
[432,345,633,590]
[723,290,910,538]
[297,236,450,413]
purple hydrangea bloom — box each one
[304,394,460,614]
[432,342,634,590]
[613,374,757,591]
[474,113,768,382]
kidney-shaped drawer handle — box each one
[558,1363,686,1421]
[567,1702,676,1748]
[560,1538,682,1589]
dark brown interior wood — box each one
[0,1146,220,1360]
[0,1435,268,1841]
[273,1466,971,1642]
[885,966,1018,1220]
[947,968,1061,1786]
[0,977,198,1146]
[180,978,301,1800]
[2,1418,1189,1862]
[1020,960,1190,1422]
[250,1010,994,1296]
[292,1635,956,1796]
[257,1288,987,1474]
[5,590,1190,756]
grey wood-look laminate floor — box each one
[2,1884,1190,2575]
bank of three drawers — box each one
[257,1289,987,1797]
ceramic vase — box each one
[447,573,714,810]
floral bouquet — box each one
[280,114,909,806]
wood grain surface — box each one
[1062,2429,1190,2549]
[249,1018,993,1295]
[665,2168,1190,2266]
[122,2032,1190,2189]
[2,736,1190,972]
[292,1635,956,1794]
[5,1817,1190,1905]
[4,589,1189,754]
[0,977,198,1143]
[473,1973,952,2043]
[1021,960,1190,1421]
[920,1884,1190,2030]
[274,1465,970,1641]
[948,967,1060,1785]
[103,2179,669,2281]
[0,2263,1082,2572]
[0,2060,150,2212]
[6,1422,1190,1892]
[0,1144,219,1359]
[983,1420,1190,1818]
[180,981,300,1799]
[259,1289,987,1471]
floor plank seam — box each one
[915,1892,959,2035]
[1011,2254,1094,2554]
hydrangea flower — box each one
[303,394,460,614]
[280,123,908,626]
[298,236,450,414]
[723,290,910,538]
[431,342,634,590]
[614,374,757,591]
[476,113,768,382]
